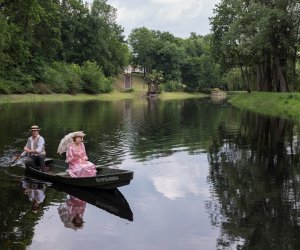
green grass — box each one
[229,91,300,120]
[0,73,207,104]
[158,92,207,100]
[0,92,136,104]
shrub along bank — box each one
[0,61,113,95]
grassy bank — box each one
[0,73,206,104]
[0,92,138,104]
[229,91,300,120]
[0,91,206,104]
[158,92,206,100]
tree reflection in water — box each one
[206,113,300,249]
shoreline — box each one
[0,91,206,104]
[229,91,300,120]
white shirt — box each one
[28,135,45,153]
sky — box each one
[105,0,221,38]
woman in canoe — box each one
[65,132,97,177]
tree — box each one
[128,27,157,76]
[210,0,300,92]
[181,34,221,91]
[59,0,128,76]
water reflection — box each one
[207,114,300,249]
[53,184,133,221]
[58,195,86,230]
[150,152,207,200]
[21,179,46,214]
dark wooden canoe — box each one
[25,158,134,189]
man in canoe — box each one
[22,125,46,171]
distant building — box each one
[124,65,145,74]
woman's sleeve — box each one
[66,145,74,163]
[81,143,88,161]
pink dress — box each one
[66,143,97,177]
[67,196,86,220]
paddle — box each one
[9,151,25,167]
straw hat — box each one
[29,125,41,131]
[57,131,86,155]
[72,131,86,138]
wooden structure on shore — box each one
[147,82,158,98]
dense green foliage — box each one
[0,0,129,94]
[2,0,299,94]
[128,28,221,92]
[210,0,300,92]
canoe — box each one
[25,158,134,189]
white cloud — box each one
[111,3,145,26]
[151,0,205,21]
[150,153,210,200]
[108,0,221,37]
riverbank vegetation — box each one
[211,1,300,120]
[1,0,299,97]
[1,0,222,96]
[128,29,221,92]
[1,0,129,94]
[229,92,300,120]
[211,0,300,92]
[0,73,205,104]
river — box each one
[0,97,300,250]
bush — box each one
[81,61,112,94]
[3,69,35,93]
[57,63,82,94]
[0,79,33,94]
[41,62,83,94]
[162,80,182,92]
[158,84,165,92]
[99,77,113,93]
[0,79,13,94]
[41,64,67,93]
[33,83,52,94]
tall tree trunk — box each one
[265,54,272,91]
[237,53,248,91]
[244,66,251,92]
[239,64,246,90]
[256,51,272,92]
[291,47,297,92]
[273,53,288,92]
[256,63,263,91]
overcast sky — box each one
[105,0,221,38]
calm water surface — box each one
[1,98,300,250]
